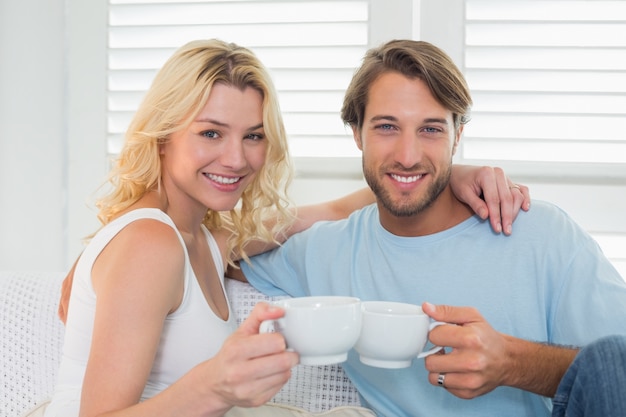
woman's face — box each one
[160,83,267,215]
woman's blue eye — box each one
[246,133,264,141]
[201,130,219,139]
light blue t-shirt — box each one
[242,200,626,417]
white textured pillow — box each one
[0,271,66,417]
[225,279,362,412]
[0,273,361,417]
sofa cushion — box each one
[0,272,360,417]
[1,271,66,417]
[226,279,361,411]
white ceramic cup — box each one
[355,301,444,369]
[260,296,362,366]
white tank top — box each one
[45,208,238,416]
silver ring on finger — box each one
[437,373,446,388]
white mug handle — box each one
[259,319,276,334]
[259,301,286,334]
[260,318,293,351]
[417,321,447,359]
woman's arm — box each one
[449,165,530,236]
[239,164,530,258]
[61,165,531,324]
[79,220,185,416]
[286,164,531,241]
[78,220,297,417]
[58,256,78,323]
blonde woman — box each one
[45,39,528,417]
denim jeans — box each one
[552,335,626,417]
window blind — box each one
[461,0,626,179]
[107,0,369,160]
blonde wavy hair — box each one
[95,39,294,262]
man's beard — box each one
[363,162,451,217]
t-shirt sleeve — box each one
[240,230,313,298]
[549,225,626,346]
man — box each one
[231,40,626,416]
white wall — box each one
[0,0,66,270]
[1,0,624,277]
[0,0,106,271]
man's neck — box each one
[377,186,474,237]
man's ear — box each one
[352,125,364,150]
[452,125,463,156]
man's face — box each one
[354,71,461,219]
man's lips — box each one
[389,173,425,184]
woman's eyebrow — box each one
[246,123,264,132]
[194,118,264,132]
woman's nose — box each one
[219,138,247,170]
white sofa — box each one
[0,271,360,417]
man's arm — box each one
[226,263,247,282]
[422,302,578,399]
[62,165,532,322]
[241,165,531,258]
[449,165,530,236]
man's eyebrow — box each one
[368,115,449,125]
[423,118,449,125]
[369,115,398,123]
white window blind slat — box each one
[108,70,157,91]
[463,0,626,172]
[283,113,351,137]
[268,69,359,90]
[471,92,626,115]
[253,47,367,69]
[467,70,626,93]
[468,114,625,142]
[109,1,367,25]
[467,0,626,21]
[278,91,345,112]
[109,22,368,48]
[289,135,358,158]
[464,140,626,164]
[467,23,626,47]
[466,47,626,70]
[109,47,366,71]
[107,0,369,159]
